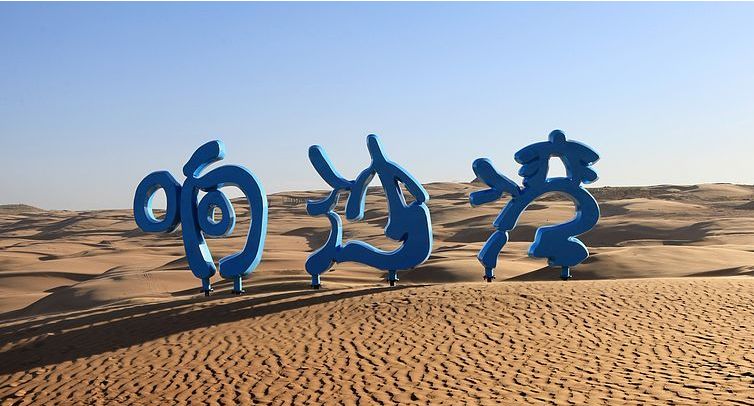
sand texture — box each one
[1,183,754,404]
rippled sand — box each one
[1,279,752,404]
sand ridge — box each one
[3,183,754,316]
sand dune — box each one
[1,280,752,404]
[1,183,754,403]
[5,182,754,315]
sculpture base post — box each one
[387,270,398,287]
[483,267,495,282]
[231,276,245,295]
[560,266,572,281]
[311,274,321,289]
[200,278,213,297]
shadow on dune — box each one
[0,285,416,375]
[281,227,330,250]
[169,279,316,297]
[598,202,631,217]
[445,228,491,243]
[398,264,481,284]
[581,221,712,247]
[0,276,340,326]
[0,271,93,285]
[688,266,754,277]
[505,265,611,281]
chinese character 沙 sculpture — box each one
[133,140,268,296]
[305,134,433,288]
[470,129,600,281]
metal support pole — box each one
[311,274,321,289]
[387,270,399,286]
[231,276,245,295]
[483,267,495,282]
[201,277,213,296]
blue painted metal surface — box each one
[470,130,600,281]
[133,141,268,295]
[305,134,433,288]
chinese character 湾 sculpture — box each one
[470,130,600,281]
[133,140,268,296]
[305,134,433,288]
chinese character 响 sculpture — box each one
[133,140,268,296]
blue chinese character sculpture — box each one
[470,130,600,281]
[133,140,268,296]
[305,134,433,288]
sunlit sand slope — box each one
[0,279,752,404]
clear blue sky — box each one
[2,2,754,210]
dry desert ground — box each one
[1,182,753,404]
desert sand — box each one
[1,183,753,404]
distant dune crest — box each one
[1,182,754,318]
[0,204,44,214]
